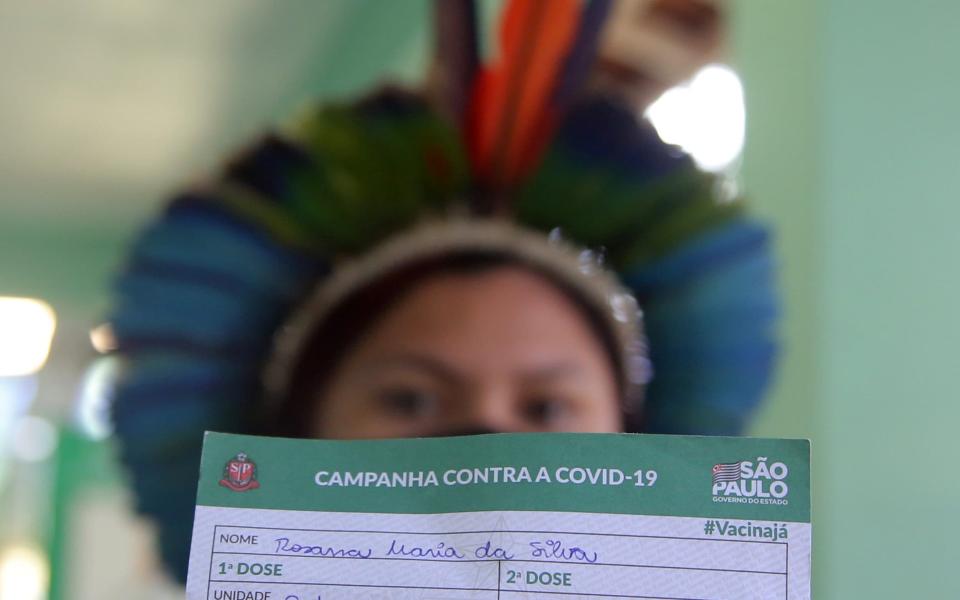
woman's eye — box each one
[376,388,438,418]
[521,397,570,425]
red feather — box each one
[467,0,580,200]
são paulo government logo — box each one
[711,456,789,505]
[219,452,261,492]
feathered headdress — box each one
[109,0,777,582]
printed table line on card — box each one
[212,523,793,546]
[210,549,787,576]
[210,523,788,578]
[206,579,721,600]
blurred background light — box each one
[88,323,117,355]
[11,416,59,463]
[75,356,120,441]
[645,64,746,173]
[0,376,39,489]
[0,298,57,377]
[0,546,49,600]
[0,377,37,427]
[0,377,39,445]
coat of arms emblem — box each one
[219,452,261,492]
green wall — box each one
[736,1,960,596]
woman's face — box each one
[311,266,622,439]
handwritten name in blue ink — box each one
[474,540,514,560]
[529,539,598,563]
[274,537,372,559]
[384,538,515,561]
[386,539,466,559]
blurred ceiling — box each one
[0,0,430,321]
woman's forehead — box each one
[338,267,616,375]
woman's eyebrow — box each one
[517,362,585,381]
[360,354,465,385]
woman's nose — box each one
[447,384,520,434]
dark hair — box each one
[267,249,626,437]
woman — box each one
[265,219,646,440]
[108,0,776,582]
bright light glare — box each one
[0,377,38,483]
[0,546,49,600]
[11,416,58,463]
[645,64,746,172]
[0,298,57,376]
[89,322,117,354]
[76,356,119,440]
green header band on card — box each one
[197,432,811,523]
